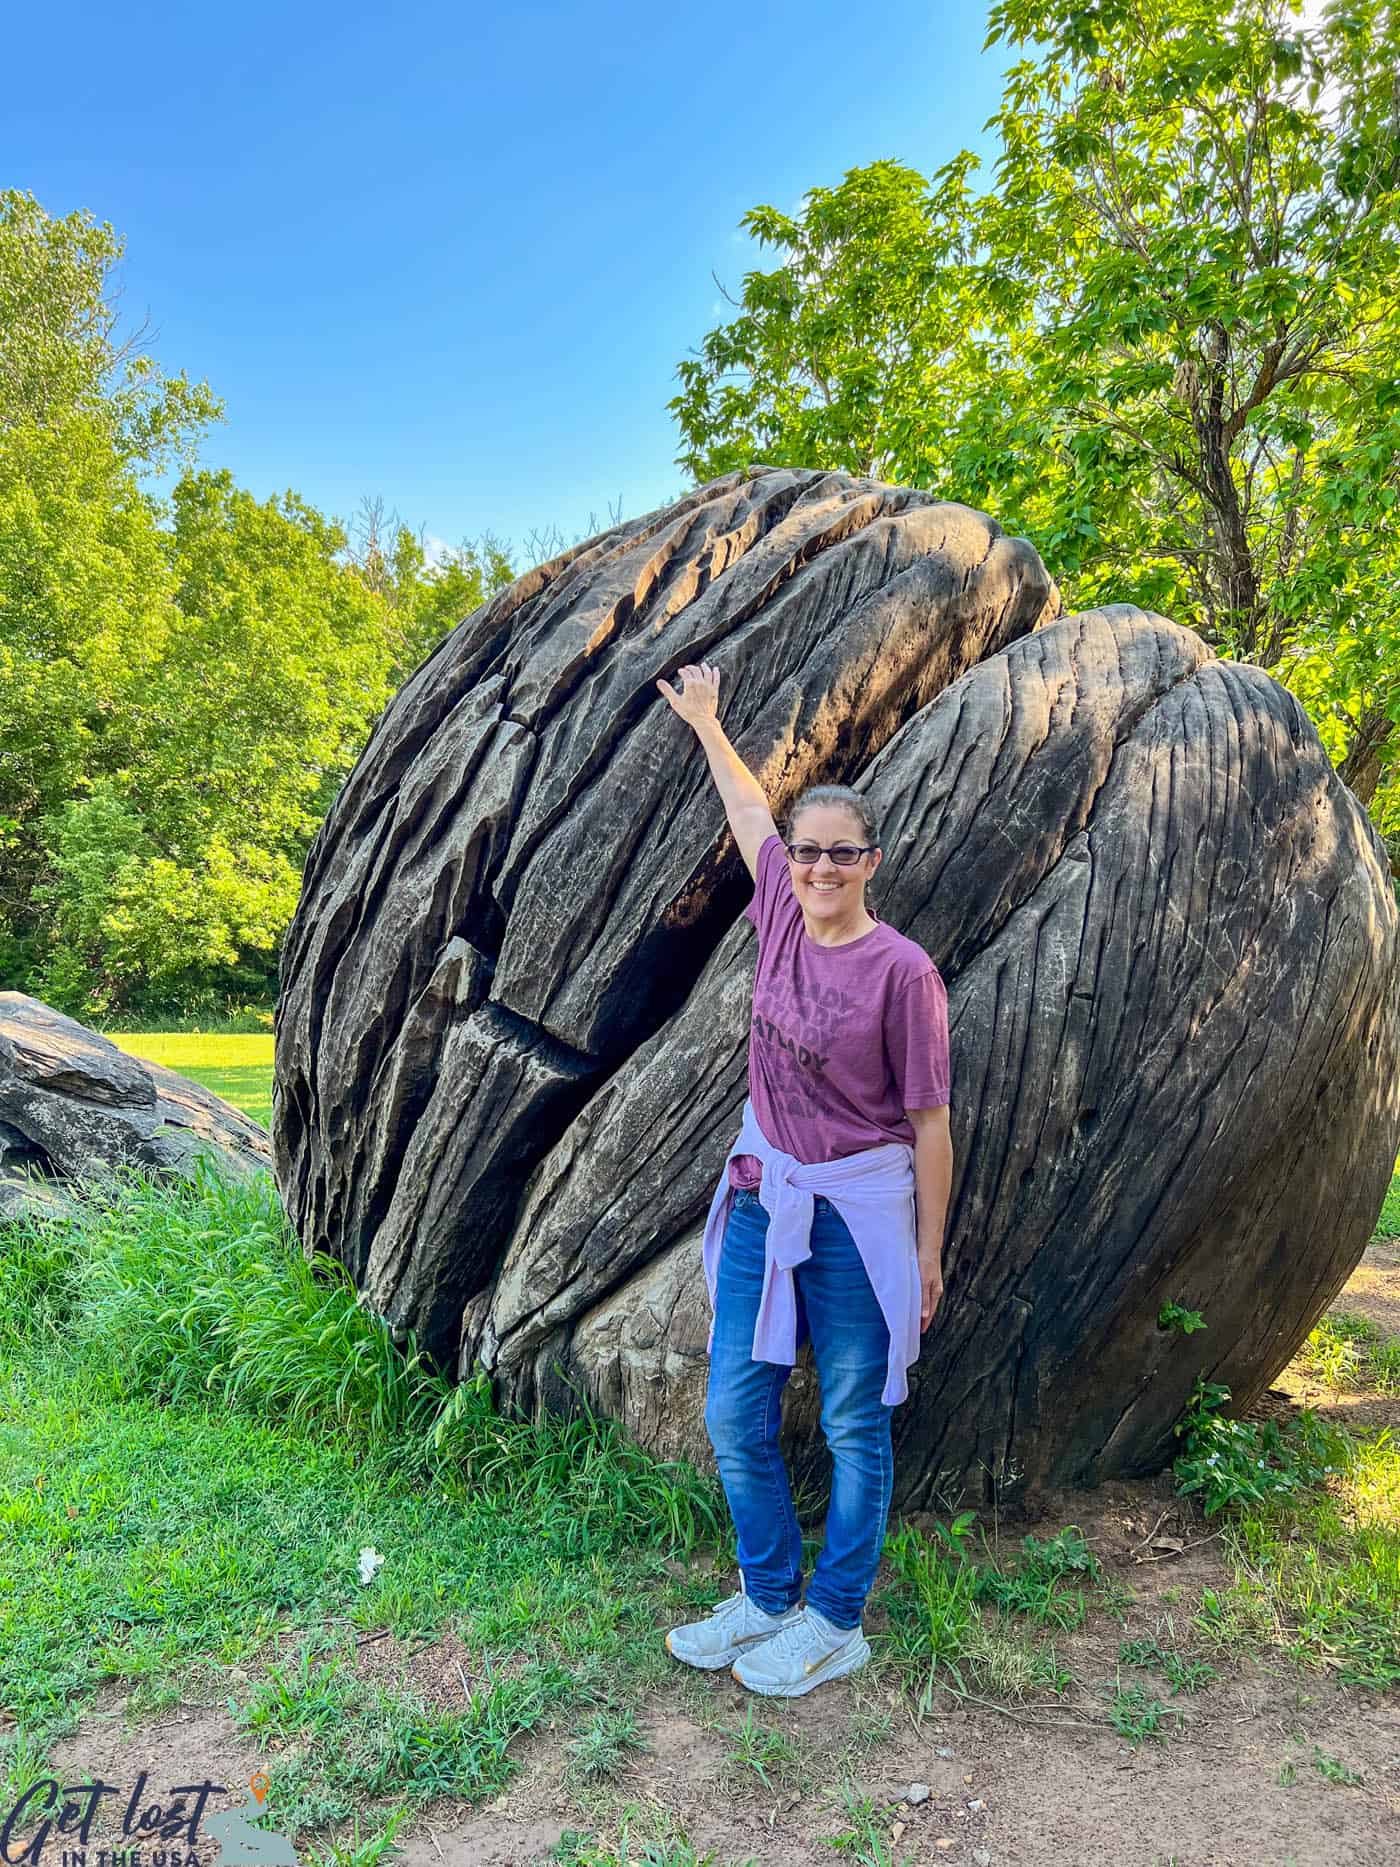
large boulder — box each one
[0,994,271,1219]
[274,468,1058,1355]
[273,468,1400,1505]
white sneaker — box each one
[730,1604,871,1697]
[665,1573,803,1671]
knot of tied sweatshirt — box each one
[701,1096,922,1408]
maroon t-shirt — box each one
[729,833,951,1188]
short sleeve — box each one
[887,967,950,1110]
[743,832,794,938]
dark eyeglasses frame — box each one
[783,841,879,866]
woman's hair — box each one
[786,784,880,850]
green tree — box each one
[0,412,174,953]
[672,0,1400,812]
[157,470,399,844]
[346,494,516,686]
[0,193,518,1018]
[9,469,402,1019]
[0,190,224,1001]
[0,187,219,461]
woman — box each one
[653,659,953,1699]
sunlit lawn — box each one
[105,1032,274,1127]
[1376,1160,1400,1238]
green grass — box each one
[235,1637,577,1831]
[0,1164,730,1834]
[877,1518,1096,1707]
[1106,1677,1176,1745]
[547,1772,919,1867]
[1309,1745,1364,1787]
[815,1782,919,1866]
[564,1706,651,1785]
[0,1165,729,1546]
[1198,1430,1400,1689]
[105,1031,275,1126]
[303,1806,412,1867]
[1,1155,1396,1853]
[1374,1161,1400,1239]
[1298,1312,1400,1396]
[0,1353,710,1829]
[1118,1634,1218,1694]
[551,1824,756,1866]
[1169,1369,1400,1689]
[715,1703,806,1791]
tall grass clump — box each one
[0,1197,88,1355]
[0,1160,724,1556]
[879,1515,1086,1706]
[1299,1312,1400,1397]
[1372,1159,1400,1239]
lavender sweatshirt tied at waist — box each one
[701,1097,922,1407]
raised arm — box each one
[655,660,779,881]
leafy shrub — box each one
[1172,1377,1340,1515]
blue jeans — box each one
[703,1185,895,1631]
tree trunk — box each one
[1337,701,1395,807]
[1194,323,1267,656]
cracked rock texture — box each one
[0,993,272,1220]
[273,467,1400,1504]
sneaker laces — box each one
[747,1606,841,1666]
[714,1578,786,1629]
[709,1589,748,1625]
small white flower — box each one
[357,1546,386,1585]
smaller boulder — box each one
[0,993,271,1220]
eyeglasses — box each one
[784,841,878,866]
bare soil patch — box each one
[40,1645,1398,1867]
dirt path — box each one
[42,1635,1398,1867]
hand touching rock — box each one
[655,661,721,728]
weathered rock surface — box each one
[463,602,1400,1501]
[274,468,1400,1504]
[0,993,271,1219]
[275,468,1059,1358]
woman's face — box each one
[787,805,881,923]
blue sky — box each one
[10,1,1011,558]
